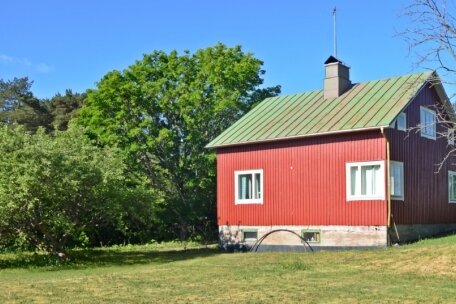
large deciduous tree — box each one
[77,43,281,240]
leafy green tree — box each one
[0,125,159,255]
[77,43,281,240]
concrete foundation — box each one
[219,225,388,251]
[389,224,456,243]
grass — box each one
[1,236,456,303]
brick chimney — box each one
[323,56,351,99]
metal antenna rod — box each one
[333,6,337,58]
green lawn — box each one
[1,236,456,303]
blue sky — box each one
[0,1,447,99]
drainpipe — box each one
[381,127,391,227]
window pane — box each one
[361,167,368,195]
[421,108,436,137]
[422,110,436,137]
[361,165,380,196]
[254,173,261,199]
[361,166,372,195]
[451,176,454,200]
[303,231,320,243]
[350,166,358,196]
[394,166,402,196]
[420,108,425,130]
[426,111,431,134]
[391,164,403,197]
[373,165,380,195]
[451,175,456,201]
[391,173,395,196]
[425,112,431,135]
[449,175,452,200]
[238,174,252,199]
[243,231,258,241]
[397,113,406,130]
[426,112,434,136]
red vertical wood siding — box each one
[216,131,387,226]
[388,85,456,224]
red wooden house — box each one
[207,56,456,250]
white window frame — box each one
[448,171,456,204]
[241,229,258,242]
[397,113,407,131]
[346,161,385,201]
[234,169,263,205]
[420,106,436,140]
[390,161,404,201]
[448,129,454,146]
[302,229,321,243]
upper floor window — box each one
[346,161,385,201]
[235,169,263,204]
[397,113,407,131]
[420,106,436,140]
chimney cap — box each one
[324,55,342,65]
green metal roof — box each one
[206,71,434,148]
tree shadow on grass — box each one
[0,247,222,270]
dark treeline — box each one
[0,77,83,132]
[0,43,280,256]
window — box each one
[302,230,320,243]
[235,169,263,204]
[397,113,407,131]
[346,161,385,201]
[449,129,454,145]
[420,106,436,140]
[242,229,258,242]
[449,171,456,203]
[391,161,404,200]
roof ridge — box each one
[355,70,433,86]
[273,71,433,99]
